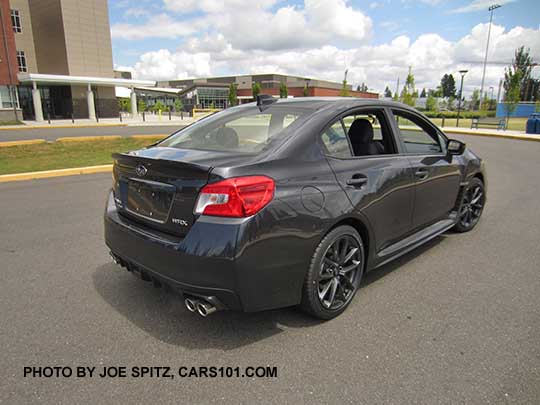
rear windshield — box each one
[157,105,313,153]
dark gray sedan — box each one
[105,97,486,320]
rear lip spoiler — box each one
[112,152,213,173]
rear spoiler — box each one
[112,152,212,174]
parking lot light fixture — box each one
[480,4,502,108]
[457,70,468,127]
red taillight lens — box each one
[194,176,275,218]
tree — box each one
[512,46,533,101]
[117,98,131,112]
[420,88,427,98]
[340,80,349,97]
[252,82,261,98]
[426,93,437,111]
[440,74,457,98]
[400,67,417,107]
[279,81,288,98]
[503,63,522,122]
[447,96,454,111]
[137,99,146,113]
[174,98,183,112]
[384,86,392,98]
[228,83,238,106]
[151,100,166,112]
[357,82,368,92]
[303,84,309,97]
[470,89,480,111]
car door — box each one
[321,107,416,252]
[390,108,462,230]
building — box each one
[0,0,153,121]
[155,73,378,111]
[0,0,21,120]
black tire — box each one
[301,225,365,320]
[453,177,485,233]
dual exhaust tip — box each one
[184,297,217,317]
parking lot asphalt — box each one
[0,125,185,142]
[1,134,539,403]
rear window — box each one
[158,105,313,153]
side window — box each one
[343,114,384,142]
[321,120,352,158]
[392,110,442,154]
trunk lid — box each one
[112,147,235,237]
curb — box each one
[0,139,46,148]
[0,164,113,183]
[56,135,123,142]
[0,134,168,147]
[130,134,168,139]
[445,129,540,142]
[0,123,127,130]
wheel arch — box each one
[325,216,373,269]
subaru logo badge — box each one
[135,164,148,177]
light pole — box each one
[456,70,468,127]
[479,4,501,109]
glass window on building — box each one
[16,51,27,72]
[11,9,22,33]
[0,85,19,109]
[197,87,229,109]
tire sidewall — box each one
[455,177,485,232]
[303,225,365,320]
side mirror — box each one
[447,139,466,155]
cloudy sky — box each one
[109,0,540,96]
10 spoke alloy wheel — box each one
[302,225,365,319]
[455,178,485,232]
[318,235,362,310]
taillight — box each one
[194,176,275,218]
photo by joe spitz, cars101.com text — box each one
[105,97,486,320]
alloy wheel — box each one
[459,184,484,228]
[317,235,362,311]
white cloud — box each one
[369,2,382,9]
[133,49,212,80]
[112,0,373,50]
[126,21,539,97]
[450,0,517,14]
[124,8,147,17]
[111,13,208,40]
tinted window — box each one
[343,114,384,141]
[159,106,312,153]
[392,110,442,154]
[321,120,352,158]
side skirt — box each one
[372,215,457,270]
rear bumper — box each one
[104,191,243,311]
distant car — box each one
[104,97,486,320]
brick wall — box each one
[0,0,19,85]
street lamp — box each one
[456,70,468,127]
[479,4,501,109]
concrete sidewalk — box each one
[0,113,197,130]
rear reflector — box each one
[194,176,275,218]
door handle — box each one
[415,168,429,180]
[346,176,368,187]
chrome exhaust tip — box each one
[184,297,198,312]
[197,302,217,317]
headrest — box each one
[217,127,239,148]
[348,119,374,144]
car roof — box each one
[241,97,415,113]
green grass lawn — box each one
[0,137,164,175]
[429,117,527,131]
